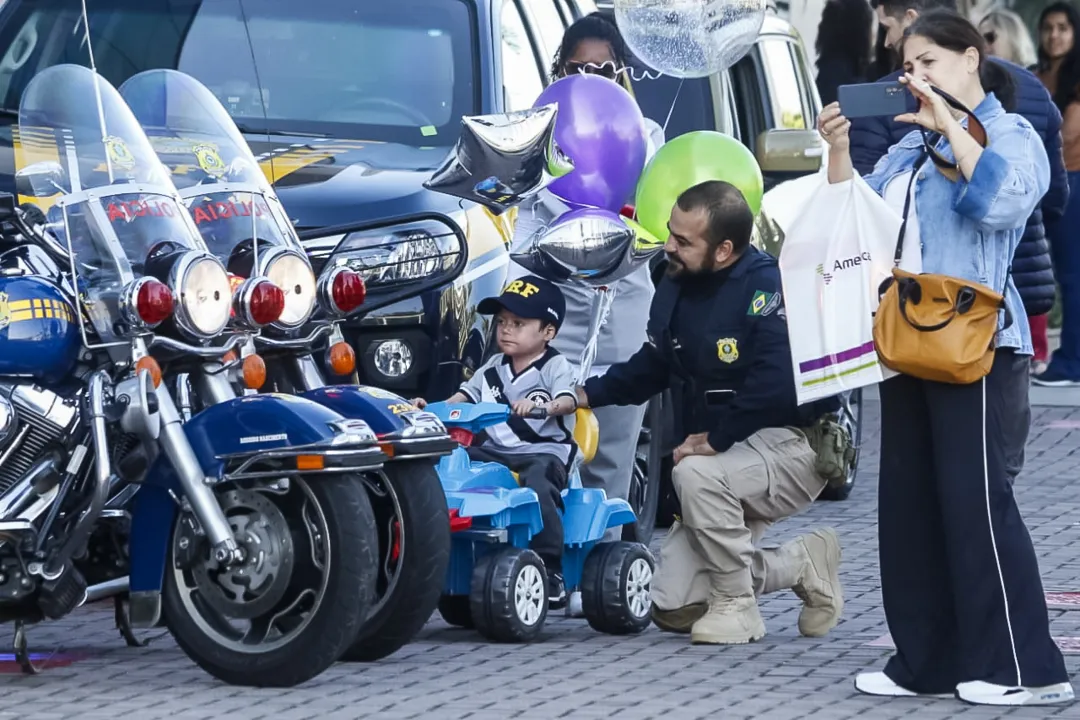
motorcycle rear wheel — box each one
[162,474,377,687]
[341,460,450,661]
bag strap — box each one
[892,152,928,268]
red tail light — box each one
[448,508,472,532]
[448,427,473,447]
[331,269,366,314]
[135,278,174,326]
[620,204,636,219]
[248,280,286,326]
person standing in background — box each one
[980,8,1058,375]
[1034,2,1080,387]
[814,0,876,106]
[507,14,664,586]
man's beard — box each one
[664,252,716,280]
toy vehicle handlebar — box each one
[525,407,547,420]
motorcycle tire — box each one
[341,460,450,662]
[162,474,378,687]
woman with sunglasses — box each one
[550,12,666,155]
[1033,2,1080,387]
[819,9,1071,706]
[507,13,664,589]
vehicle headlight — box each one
[305,217,464,289]
[262,247,317,330]
[170,252,232,338]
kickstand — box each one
[13,621,38,675]
[114,596,147,648]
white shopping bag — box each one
[778,172,902,404]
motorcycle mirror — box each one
[15,161,70,198]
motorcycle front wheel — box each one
[342,460,450,662]
[162,474,378,687]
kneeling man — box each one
[575,180,844,644]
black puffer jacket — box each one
[848,59,1069,316]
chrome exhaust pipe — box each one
[83,576,129,604]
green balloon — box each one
[635,131,764,243]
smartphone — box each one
[837,81,908,118]
[705,389,737,406]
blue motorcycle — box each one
[119,69,464,663]
[424,401,655,642]
[6,64,386,687]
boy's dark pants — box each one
[466,446,568,572]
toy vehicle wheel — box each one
[581,541,654,635]
[470,547,548,643]
[437,595,474,628]
[342,461,451,661]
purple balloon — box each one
[534,74,647,212]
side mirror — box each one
[15,161,69,198]
[755,129,824,174]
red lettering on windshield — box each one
[191,197,271,225]
[105,199,177,223]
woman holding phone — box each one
[818,9,1071,707]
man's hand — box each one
[673,432,718,465]
[511,398,537,416]
[409,397,428,409]
[574,385,590,409]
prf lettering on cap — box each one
[505,280,539,297]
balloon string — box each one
[663,78,684,135]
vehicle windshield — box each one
[17,64,204,343]
[0,0,478,148]
[120,68,301,266]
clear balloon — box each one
[614,0,766,80]
[424,104,573,214]
[510,205,664,288]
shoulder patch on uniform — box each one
[748,290,781,316]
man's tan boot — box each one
[689,595,766,645]
[791,528,843,637]
[651,603,707,633]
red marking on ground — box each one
[1042,420,1080,429]
[1046,592,1080,607]
[0,649,92,672]
[865,634,1080,653]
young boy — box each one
[412,275,578,606]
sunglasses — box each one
[564,60,623,80]
[983,30,997,44]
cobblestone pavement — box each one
[1,402,1079,720]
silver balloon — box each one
[614,0,766,80]
[424,104,573,215]
[510,205,663,288]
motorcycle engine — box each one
[0,382,80,502]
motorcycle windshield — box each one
[17,65,205,345]
[120,69,301,267]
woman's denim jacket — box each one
[861,92,1049,356]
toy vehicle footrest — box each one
[452,528,509,544]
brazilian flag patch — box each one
[748,290,781,316]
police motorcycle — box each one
[118,69,463,662]
[7,64,387,687]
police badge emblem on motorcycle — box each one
[717,338,739,364]
[0,292,10,331]
[104,135,136,172]
[193,143,226,178]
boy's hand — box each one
[409,397,427,409]
[511,398,536,416]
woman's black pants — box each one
[878,350,1068,693]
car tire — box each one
[819,389,863,502]
[580,541,654,635]
[470,547,548,643]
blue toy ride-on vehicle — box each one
[424,401,655,642]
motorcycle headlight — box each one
[170,252,232,338]
[305,217,464,290]
[262,247,317,330]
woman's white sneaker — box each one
[956,680,1074,706]
[854,672,953,698]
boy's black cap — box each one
[477,275,566,330]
